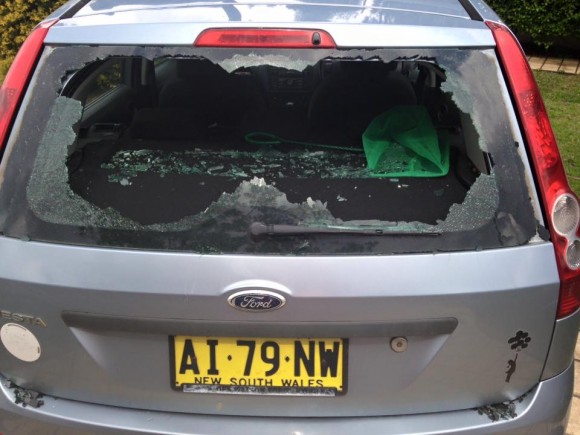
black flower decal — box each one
[508,331,531,351]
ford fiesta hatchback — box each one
[0,0,578,433]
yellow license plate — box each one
[170,336,347,396]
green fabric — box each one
[362,106,449,177]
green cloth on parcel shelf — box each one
[362,105,449,177]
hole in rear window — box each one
[0,47,537,254]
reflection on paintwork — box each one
[75,0,470,20]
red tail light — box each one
[194,28,336,48]
[0,20,57,151]
[486,21,580,318]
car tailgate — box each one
[0,238,558,416]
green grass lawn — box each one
[0,63,578,192]
[534,71,580,194]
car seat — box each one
[308,62,418,144]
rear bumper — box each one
[0,361,573,435]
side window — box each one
[82,59,124,105]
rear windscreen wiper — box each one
[248,222,441,241]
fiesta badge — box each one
[227,290,286,312]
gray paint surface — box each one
[75,0,472,19]
[541,309,580,380]
[0,363,573,433]
[45,0,495,47]
[46,22,493,48]
[0,238,560,417]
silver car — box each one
[0,0,578,433]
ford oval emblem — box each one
[227,290,286,312]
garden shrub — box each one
[0,0,68,59]
[486,0,579,48]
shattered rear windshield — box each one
[0,46,536,254]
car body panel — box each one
[74,0,472,20]
[541,309,580,380]
[45,0,495,47]
[467,0,501,22]
[46,21,494,47]
[0,360,573,434]
[0,237,559,416]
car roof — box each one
[49,0,502,22]
[44,0,500,47]
[74,0,470,19]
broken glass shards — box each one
[218,53,312,74]
[196,176,337,226]
[26,99,500,245]
[436,173,498,232]
[101,148,372,184]
[27,97,140,230]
